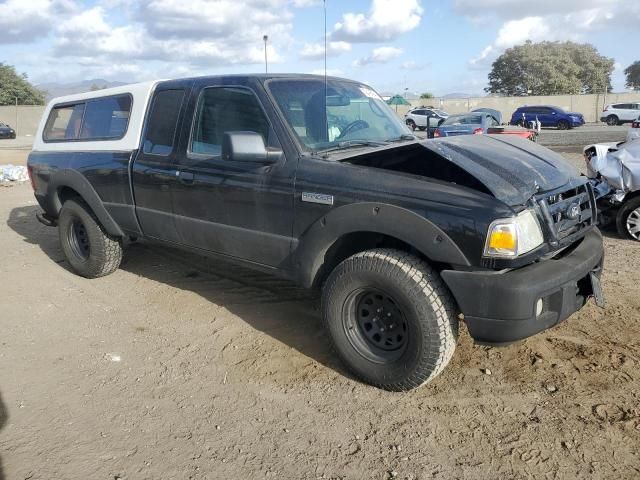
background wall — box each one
[395,92,640,122]
[0,106,45,136]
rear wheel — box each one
[616,197,640,241]
[406,119,416,131]
[606,115,619,126]
[58,199,123,278]
[557,119,569,130]
[322,249,458,391]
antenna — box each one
[323,0,328,141]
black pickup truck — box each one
[28,74,604,390]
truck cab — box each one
[28,74,604,391]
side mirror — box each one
[222,131,281,164]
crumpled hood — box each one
[423,135,578,205]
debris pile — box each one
[0,164,29,183]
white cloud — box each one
[291,0,321,6]
[353,46,402,67]
[300,41,351,60]
[467,1,640,69]
[50,0,293,68]
[333,0,423,43]
[0,0,76,44]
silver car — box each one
[404,107,448,131]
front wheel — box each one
[616,197,640,241]
[557,119,569,130]
[58,199,123,278]
[322,249,458,391]
[606,115,619,126]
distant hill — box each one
[37,79,129,101]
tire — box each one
[616,197,640,241]
[58,199,123,278]
[606,115,619,126]
[557,119,569,130]
[406,119,416,131]
[417,126,426,131]
[321,249,458,391]
[516,120,525,127]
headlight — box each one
[484,209,544,258]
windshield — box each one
[267,78,410,151]
[441,114,483,126]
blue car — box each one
[510,105,584,130]
[433,112,500,137]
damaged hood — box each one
[584,139,640,192]
[423,135,578,205]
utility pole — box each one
[263,35,268,74]
[15,97,18,136]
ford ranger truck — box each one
[27,75,605,391]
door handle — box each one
[177,170,195,185]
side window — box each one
[79,95,132,140]
[488,116,499,127]
[43,103,85,141]
[191,87,271,157]
[142,89,185,156]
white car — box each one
[601,102,640,126]
[627,116,640,142]
[404,107,448,131]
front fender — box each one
[295,202,471,288]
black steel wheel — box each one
[343,288,409,363]
[68,219,91,261]
[58,199,123,278]
[322,249,458,391]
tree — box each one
[485,41,614,96]
[0,63,45,105]
[624,61,640,90]
[420,92,434,99]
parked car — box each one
[28,74,604,391]
[510,106,584,130]
[472,108,502,124]
[433,112,500,137]
[404,107,448,131]
[626,115,640,142]
[0,122,16,139]
[584,139,640,241]
[601,103,640,126]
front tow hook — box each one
[36,212,57,227]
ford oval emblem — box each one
[566,202,581,220]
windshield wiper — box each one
[388,134,416,142]
[315,140,389,155]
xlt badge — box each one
[302,192,334,206]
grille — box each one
[536,182,597,247]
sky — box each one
[1,0,639,96]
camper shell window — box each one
[43,94,133,142]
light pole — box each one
[263,35,268,74]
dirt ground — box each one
[1,149,639,479]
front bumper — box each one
[441,228,604,345]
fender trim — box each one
[46,169,125,237]
[295,202,471,287]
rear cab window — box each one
[142,89,185,156]
[43,94,132,142]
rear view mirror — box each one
[325,95,351,107]
[222,131,281,164]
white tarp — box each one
[585,139,640,192]
[0,165,29,182]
